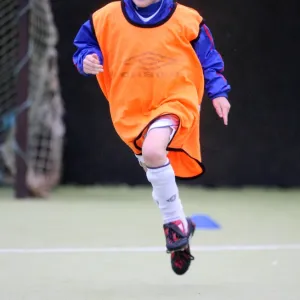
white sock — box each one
[146,161,188,233]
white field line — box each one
[0,244,300,254]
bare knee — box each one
[142,127,171,168]
[142,145,167,168]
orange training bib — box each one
[92,1,205,178]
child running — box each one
[73,0,231,275]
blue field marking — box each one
[191,214,221,230]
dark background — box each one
[51,0,299,187]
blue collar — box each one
[123,0,176,26]
[133,0,163,18]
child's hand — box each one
[83,54,103,75]
[212,97,231,126]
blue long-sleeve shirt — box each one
[73,0,231,100]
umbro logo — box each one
[124,51,177,71]
[166,194,176,202]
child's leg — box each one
[139,118,196,275]
[142,126,188,233]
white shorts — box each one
[135,115,179,164]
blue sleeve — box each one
[193,24,231,100]
[73,20,103,76]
